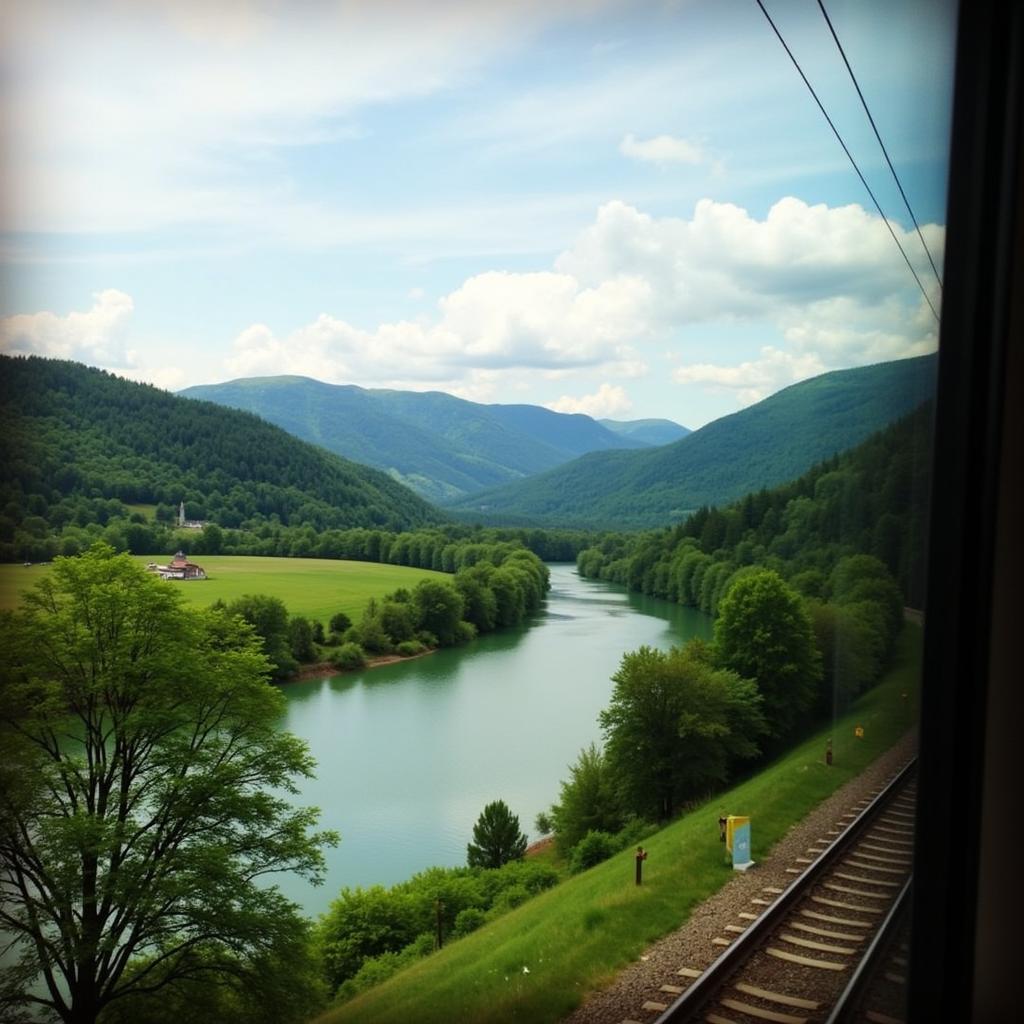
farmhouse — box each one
[149,551,207,581]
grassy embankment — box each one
[0,556,446,625]
[316,624,922,1024]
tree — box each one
[223,593,297,679]
[288,615,316,663]
[466,800,528,869]
[547,743,625,855]
[0,546,336,1024]
[412,579,465,647]
[600,643,767,820]
[714,569,822,737]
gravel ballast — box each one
[562,732,917,1024]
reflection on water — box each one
[274,564,711,917]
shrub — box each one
[452,907,487,938]
[332,642,366,671]
[569,830,617,873]
[488,884,530,915]
[396,640,426,657]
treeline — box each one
[315,859,559,1000]
[218,541,550,679]
[576,402,931,612]
[0,356,441,559]
[1,482,595,565]
[541,554,906,867]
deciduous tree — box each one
[714,569,822,737]
[0,546,336,1024]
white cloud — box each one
[0,289,136,366]
[222,195,942,404]
[547,383,633,418]
[673,347,826,407]
[620,132,705,165]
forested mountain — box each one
[578,400,934,610]
[179,376,652,503]
[447,354,937,530]
[0,357,443,557]
[599,418,691,446]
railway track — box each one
[642,760,917,1024]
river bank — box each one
[289,647,438,683]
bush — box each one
[396,640,426,657]
[329,611,352,635]
[452,907,487,938]
[488,884,530,915]
[569,830,617,873]
[332,642,366,671]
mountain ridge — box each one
[447,353,938,529]
[179,376,682,503]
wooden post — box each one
[635,846,647,885]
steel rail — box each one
[653,757,917,1023]
[823,876,912,1024]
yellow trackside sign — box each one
[726,815,753,870]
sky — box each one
[0,0,957,430]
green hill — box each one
[599,417,691,445]
[448,354,937,529]
[178,376,649,503]
[0,357,443,542]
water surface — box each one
[275,564,711,917]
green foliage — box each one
[714,570,821,738]
[332,642,367,671]
[569,831,618,873]
[466,800,529,869]
[396,639,426,657]
[452,907,487,938]
[288,614,316,662]
[222,592,298,678]
[601,642,768,819]
[0,356,441,561]
[0,545,335,1024]
[448,354,936,529]
[412,578,466,646]
[329,611,353,636]
[547,743,625,855]
[179,375,647,505]
[315,858,559,995]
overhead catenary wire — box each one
[754,0,941,324]
[816,0,944,291]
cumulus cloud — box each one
[674,347,826,407]
[547,383,633,418]
[0,289,136,366]
[620,132,705,166]
[223,195,941,404]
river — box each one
[274,564,712,919]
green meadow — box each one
[0,555,446,626]
[316,625,921,1024]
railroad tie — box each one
[780,932,858,955]
[767,947,847,971]
[719,997,808,1023]
[733,983,820,1010]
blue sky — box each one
[0,0,956,429]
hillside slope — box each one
[599,417,691,445]
[179,376,649,502]
[448,354,937,529]
[0,357,443,535]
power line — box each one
[754,0,940,323]
[816,0,944,292]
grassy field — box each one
[0,555,446,625]
[316,624,922,1024]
